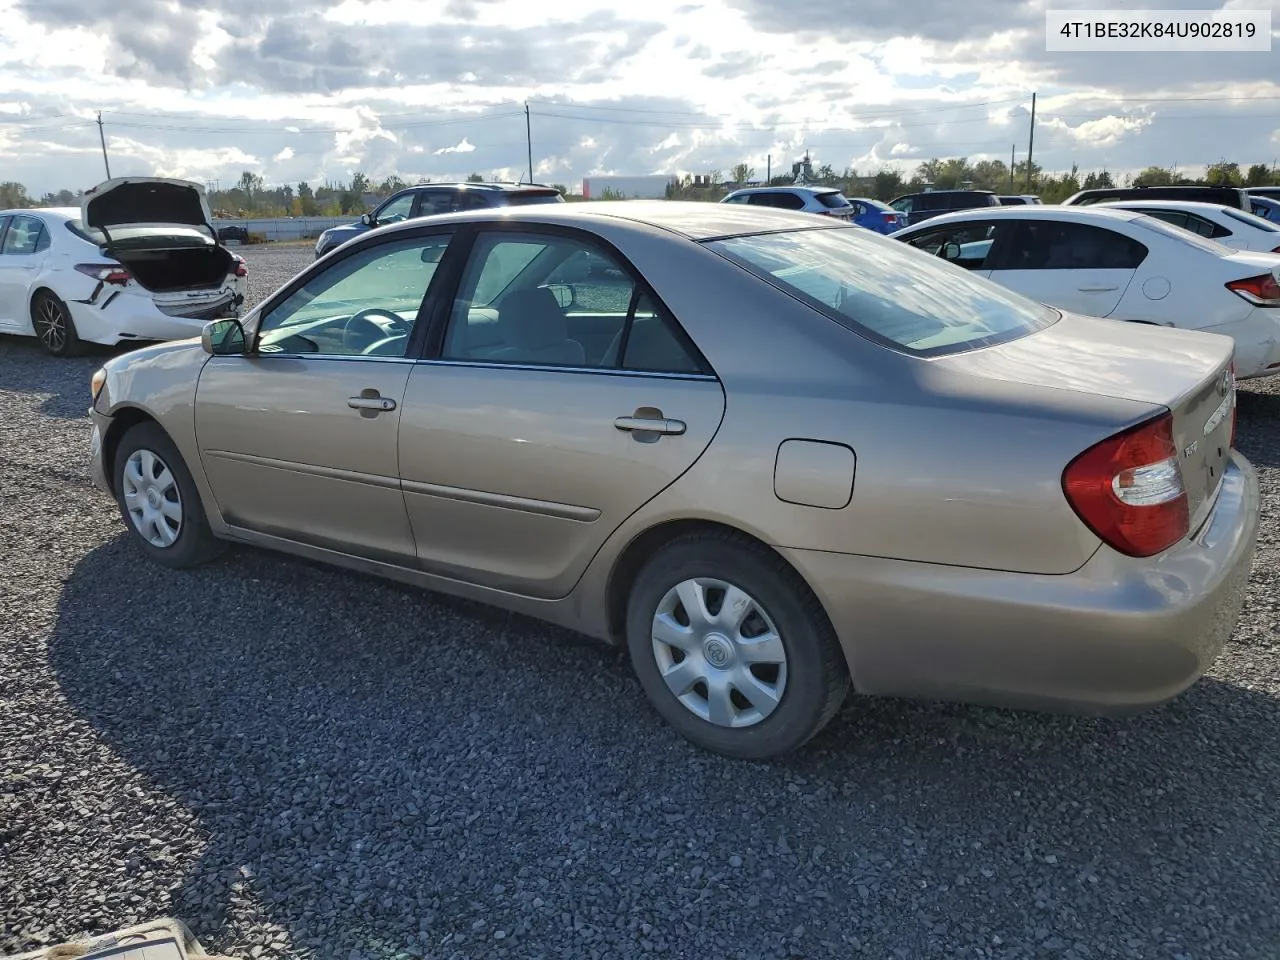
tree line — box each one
[2,159,1277,217]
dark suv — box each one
[1061,185,1250,210]
[315,182,564,257]
[887,189,1000,226]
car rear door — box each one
[987,219,1146,317]
[0,215,49,331]
[398,226,725,599]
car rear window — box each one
[503,190,565,206]
[66,219,105,244]
[706,226,1059,357]
[815,191,851,209]
[1130,215,1236,255]
[1222,208,1280,233]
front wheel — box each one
[113,422,225,568]
[625,531,850,760]
[31,291,82,357]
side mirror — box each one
[202,318,247,356]
[360,212,374,227]
[941,242,962,260]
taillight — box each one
[882,212,897,223]
[1271,245,1280,254]
[1062,410,1189,558]
[1226,272,1280,306]
[75,263,131,285]
[233,256,248,278]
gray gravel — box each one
[2,242,1279,960]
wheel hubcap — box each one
[121,449,183,548]
[651,577,788,729]
[37,299,66,352]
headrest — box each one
[498,287,568,349]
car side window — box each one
[902,222,1000,270]
[441,232,706,374]
[724,195,749,204]
[1,215,46,255]
[890,197,913,214]
[1004,221,1148,270]
[417,190,458,216]
[256,234,452,358]
[374,192,415,225]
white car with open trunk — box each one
[0,177,247,357]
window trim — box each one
[418,220,717,379]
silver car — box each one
[87,201,1260,759]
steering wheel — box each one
[343,308,409,353]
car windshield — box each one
[1131,214,1237,255]
[707,226,1058,356]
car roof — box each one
[366,199,842,242]
[725,185,842,196]
[0,207,77,220]
[900,205,1142,226]
[1095,199,1241,215]
[414,182,559,192]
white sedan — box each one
[891,206,1280,380]
[1093,199,1280,254]
[0,178,247,357]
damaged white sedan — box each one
[0,177,247,357]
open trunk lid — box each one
[937,311,1237,533]
[81,177,217,241]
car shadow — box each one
[1236,387,1280,469]
[46,535,1280,956]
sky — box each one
[0,0,1277,196]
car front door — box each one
[0,215,48,331]
[193,230,456,564]
[987,219,1147,317]
[370,190,418,227]
[398,227,726,599]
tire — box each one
[31,290,82,358]
[113,422,226,569]
[625,530,850,760]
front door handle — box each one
[1077,284,1119,292]
[348,395,396,412]
[615,415,685,436]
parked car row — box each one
[85,199,1260,760]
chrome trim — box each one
[400,478,601,522]
[414,358,718,382]
[203,450,401,490]
[250,352,418,364]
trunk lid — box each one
[937,311,1236,532]
[81,177,216,239]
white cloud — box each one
[434,137,477,155]
[0,0,1277,194]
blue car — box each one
[314,182,564,258]
[845,197,908,234]
[1249,195,1280,222]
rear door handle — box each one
[615,415,686,436]
[1077,284,1119,292]
[348,395,396,412]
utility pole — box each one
[1010,144,1016,190]
[1025,92,1036,193]
[96,111,111,179]
[524,102,533,185]
[766,153,771,183]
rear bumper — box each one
[1203,310,1280,379]
[782,451,1260,715]
[66,290,234,346]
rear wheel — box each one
[31,291,82,357]
[625,531,850,760]
[113,422,225,568]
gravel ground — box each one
[2,243,1279,960]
